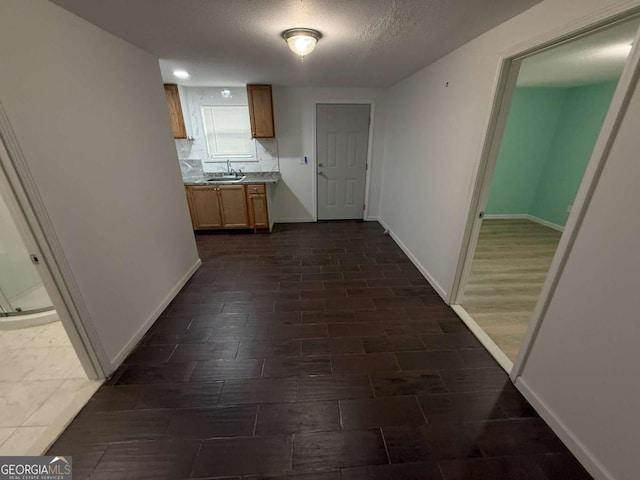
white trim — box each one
[515,377,615,480]
[272,217,315,223]
[109,258,201,369]
[482,213,528,219]
[365,216,379,222]
[313,99,376,221]
[450,305,514,374]
[528,215,564,232]
[378,218,448,301]
[483,214,564,232]
[0,104,108,379]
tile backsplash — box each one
[175,86,279,173]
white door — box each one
[317,104,370,220]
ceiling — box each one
[517,17,640,88]
[50,0,542,88]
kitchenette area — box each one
[165,83,281,232]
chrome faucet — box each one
[226,159,231,174]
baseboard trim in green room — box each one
[483,213,564,232]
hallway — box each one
[48,222,591,479]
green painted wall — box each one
[530,81,618,226]
[486,81,618,227]
[485,88,566,215]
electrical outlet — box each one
[566,204,572,213]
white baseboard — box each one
[483,213,529,220]
[515,378,613,480]
[483,213,564,232]
[109,258,202,370]
[528,214,564,232]
[377,218,449,302]
[273,217,315,223]
[450,304,513,373]
[365,216,380,222]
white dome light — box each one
[282,28,322,59]
[173,69,190,79]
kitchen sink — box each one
[205,175,246,183]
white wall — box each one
[379,0,636,300]
[271,87,387,222]
[518,76,640,480]
[0,0,199,369]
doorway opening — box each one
[316,103,371,220]
[0,114,103,455]
[452,15,640,372]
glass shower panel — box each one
[0,192,53,314]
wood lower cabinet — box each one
[186,186,223,228]
[186,184,270,231]
[246,184,269,229]
[217,185,249,228]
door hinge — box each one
[29,254,40,265]
[365,163,368,171]
[479,211,485,219]
[363,204,366,211]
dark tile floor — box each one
[48,221,592,480]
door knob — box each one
[318,171,325,176]
[318,163,324,167]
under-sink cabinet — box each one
[186,184,270,232]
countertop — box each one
[183,171,281,186]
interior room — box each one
[460,17,637,363]
[0,189,100,455]
[1,1,639,479]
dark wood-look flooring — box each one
[48,222,592,480]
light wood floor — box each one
[461,219,562,361]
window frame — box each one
[200,104,257,162]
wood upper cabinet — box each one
[247,84,275,138]
[246,184,269,229]
[218,185,249,228]
[164,84,187,139]
[186,186,222,229]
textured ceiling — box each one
[50,0,542,87]
[517,17,640,88]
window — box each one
[201,105,253,158]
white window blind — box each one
[201,105,253,157]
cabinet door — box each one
[164,84,187,139]
[246,185,269,228]
[247,84,275,138]
[188,186,222,229]
[218,185,249,228]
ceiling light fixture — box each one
[173,69,190,79]
[282,28,322,60]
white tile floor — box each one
[0,321,101,455]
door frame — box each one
[449,4,640,381]
[313,100,375,221]
[0,103,109,380]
